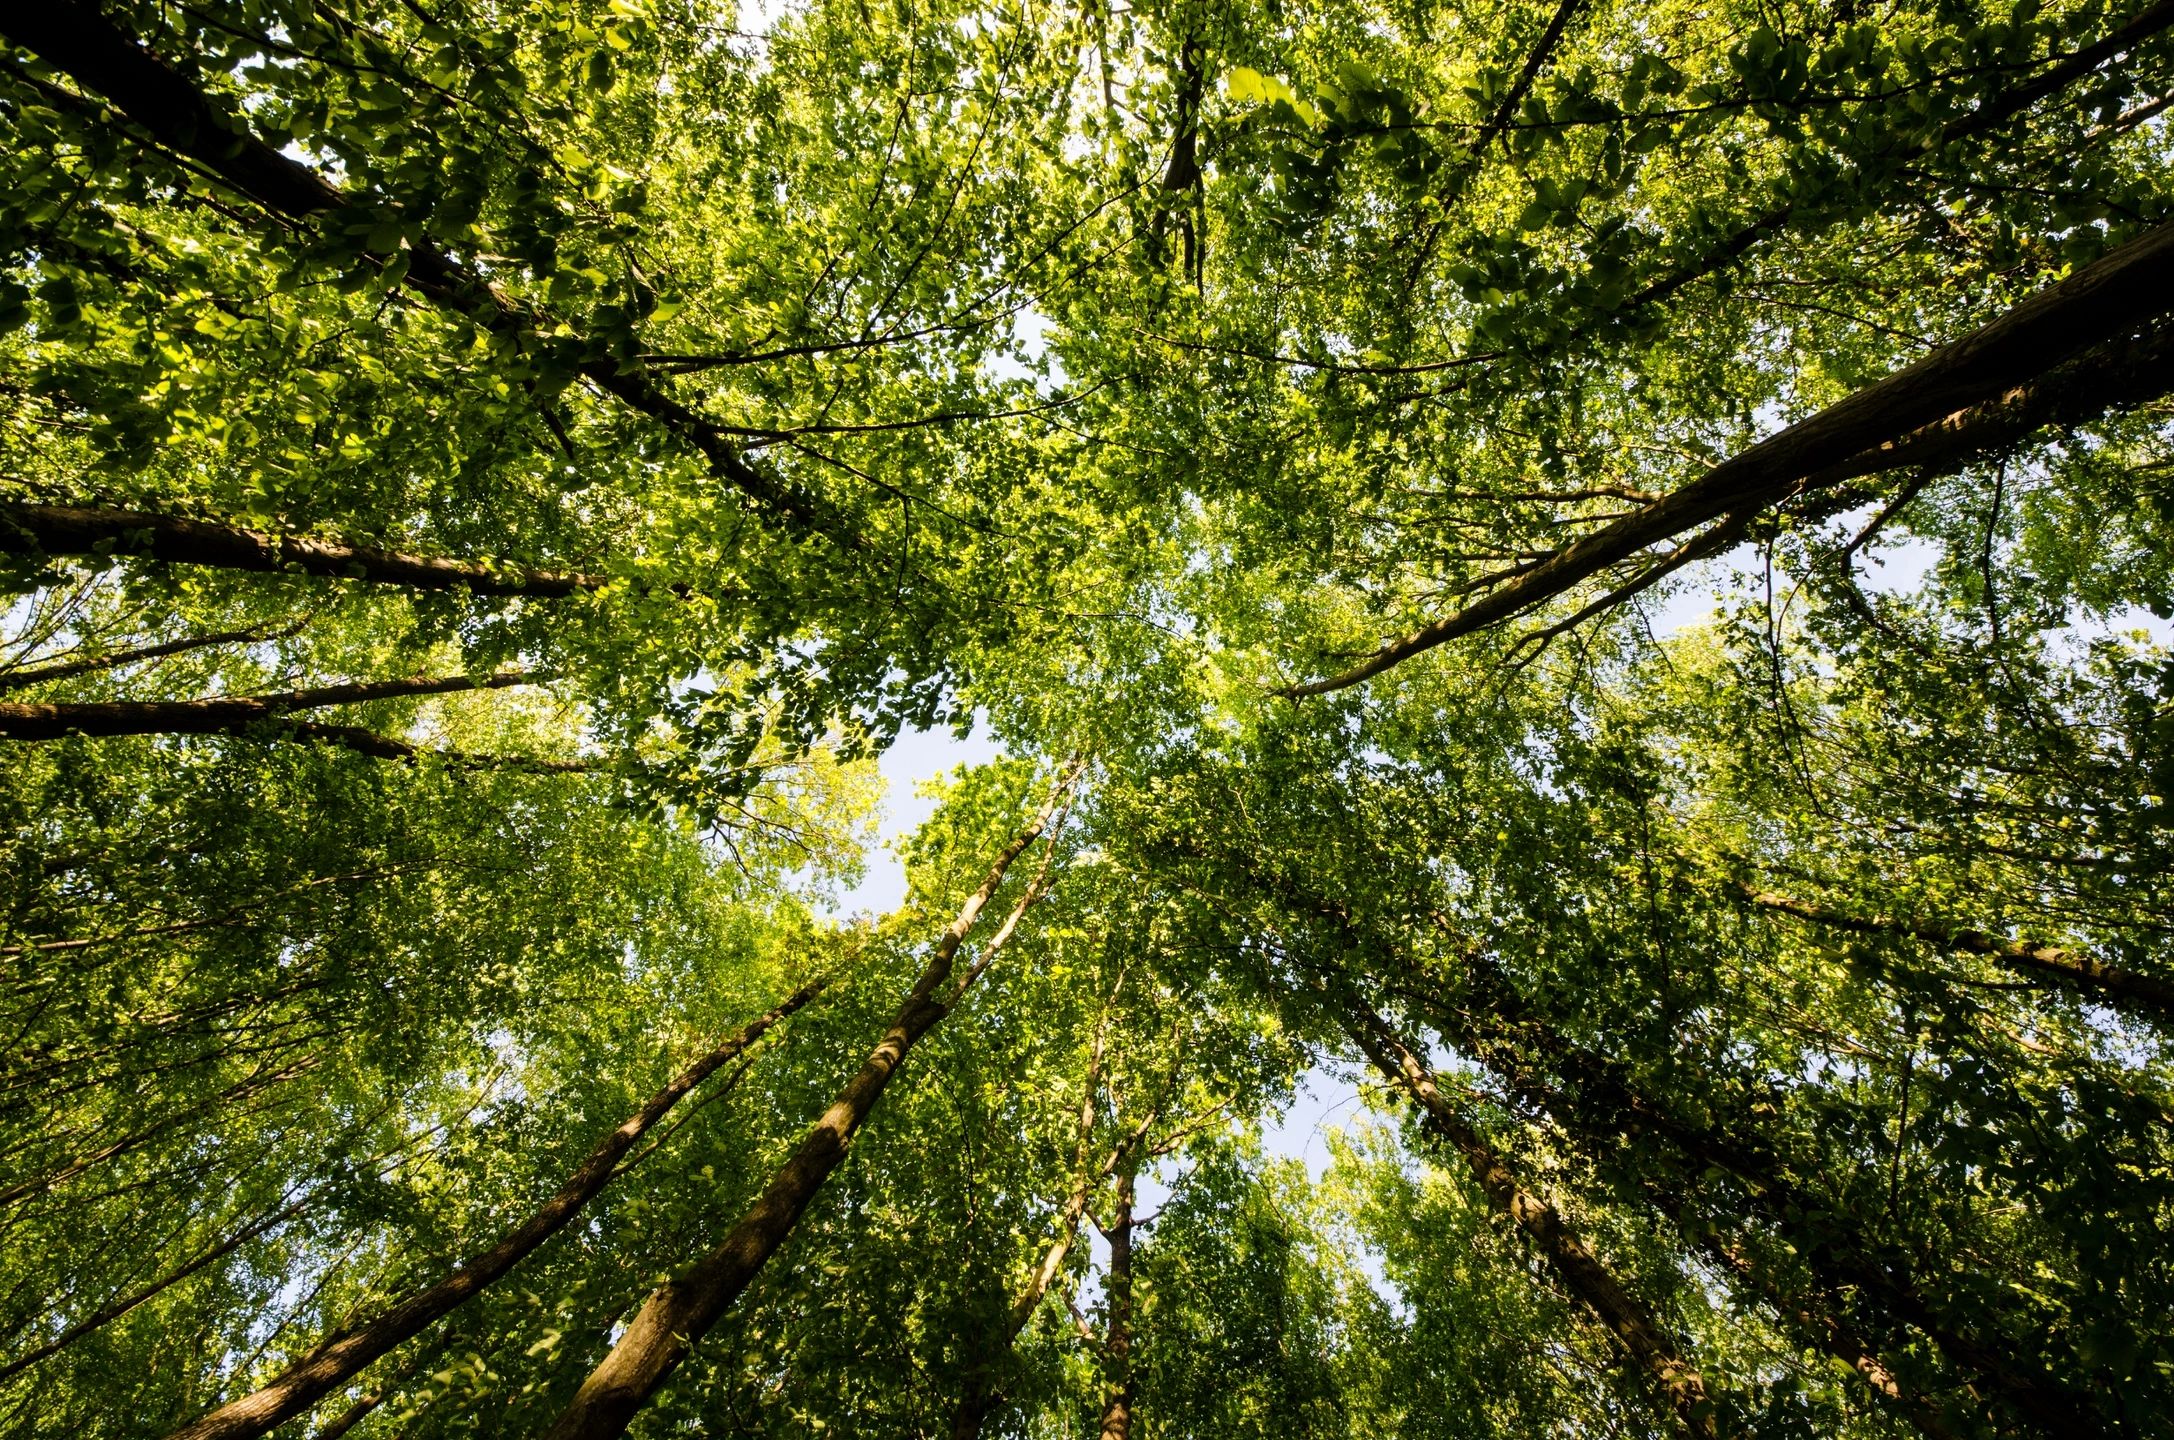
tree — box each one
[4,0,2172,1436]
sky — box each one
[812,718,1005,919]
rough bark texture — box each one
[0,502,605,596]
[1799,321,2174,499]
[1330,990,1723,1440]
[1742,886,2174,1023]
[3,4,832,537]
[1095,1164,1137,1440]
[159,979,827,1440]
[539,762,1081,1440]
[1286,217,2174,694]
[0,671,536,742]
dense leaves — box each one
[3,0,2171,1436]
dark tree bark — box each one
[1095,1163,1137,1440]
[0,502,605,596]
[207,720,599,772]
[160,978,828,1440]
[1740,886,2174,1023]
[1285,218,2174,694]
[1,5,835,538]
[1683,1222,1958,1440]
[538,761,1082,1440]
[1430,949,2103,1436]
[0,671,537,743]
[1329,987,1723,1440]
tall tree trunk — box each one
[159,979,827,1440]
[1436,950,2099,1436]
[1681,1221,1958,1440]
[0,502,605,597]
[1739,885,2174,1023]
[1328,986,1724,1440]
[0,620,306,691]
[540,760,1082,1440]
[2,5,833,538]
[1479,1029,1956,1434]
[1284,218,2174,694]
[0,671,536,743]
[1096,1162,1137,1440]
[0,1191,312,1382]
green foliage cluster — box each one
[3,0,2172,1436]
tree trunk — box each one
[1683,1223,1958,1440]
[1284,217,2174,694]
[1329,988,1724,1440]
[0,1191,311,1382]
[1438,953,2100,1436]
[953,994,1113,1440]
[539,761,1081,1440]
[1096,1163,1137,1440]
[0,502,604,597]
[1740,885,2174,1023]
[0,621,306,691]
[2,5,833,539]
[159,979,827,1440]
[189,720,598,772]
[0,671,536,743]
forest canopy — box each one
[3,0,2173,1436]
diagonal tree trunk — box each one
[1681,1219,1959,1440]
[1429,947,2102,1436]
[0,619,309,692]
[0,671,537,743]
[1327,984,1725,1440]
[189,720,600,772]
[539,759,1083,1440]
[1738,885,2174,1023]
[0,6,834,538]
[159,978,829,1440]
[1284,219,2174,694]
[0,1191,313,1384]
[0,502,606,597]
